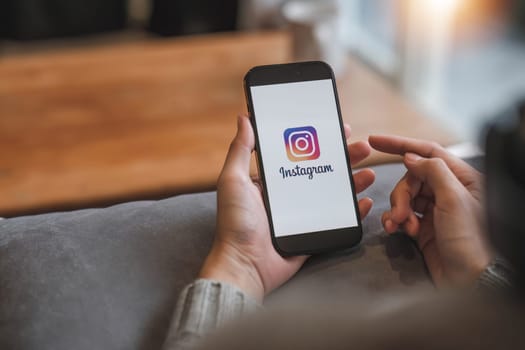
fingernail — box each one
[405,152,421,163]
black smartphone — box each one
[244,61,363,256]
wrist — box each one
[199,243,265,302]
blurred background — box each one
[1,0,524,216]
[2,0,524,138]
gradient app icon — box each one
[284,126,320,162]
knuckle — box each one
[426,157,447,172]
[427,141,443,156]
[389,173,408,205]
[429,141,441,151]
[389,190,396,205]
[229,139,240,152]
[218,171,240,185]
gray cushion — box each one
[0,163,430,350]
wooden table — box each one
[0,31,456,217]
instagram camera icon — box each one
[284,126,320,162]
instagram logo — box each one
[284,126,320,162]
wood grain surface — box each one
[0,31,457,217]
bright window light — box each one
[426,0,460,16]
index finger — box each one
[369,135,449,159]
[368,135,478,184]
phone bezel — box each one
[244,61,363,256]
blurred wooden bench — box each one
[0,31,456,217]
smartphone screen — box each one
[245,62,362,255]
[250,79,358,236]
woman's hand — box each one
[199,115,375,301]
[369,135,493,288]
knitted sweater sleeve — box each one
[162,279,260,350]
[477,257,516,291]
[164,258,516,349]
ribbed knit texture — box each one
[164,257,515,350]
[162,279,260,350]
[477,257,516,292]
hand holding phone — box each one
[199,61,375,300]
[199,112,374,300]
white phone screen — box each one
[251,79,358,237]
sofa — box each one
[0,161,454,349]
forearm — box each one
[162,279,261,350]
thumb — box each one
[404,153,462,200]
[220,115,255,180]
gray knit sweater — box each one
[162,258,514,350]
[162,279,260,350]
